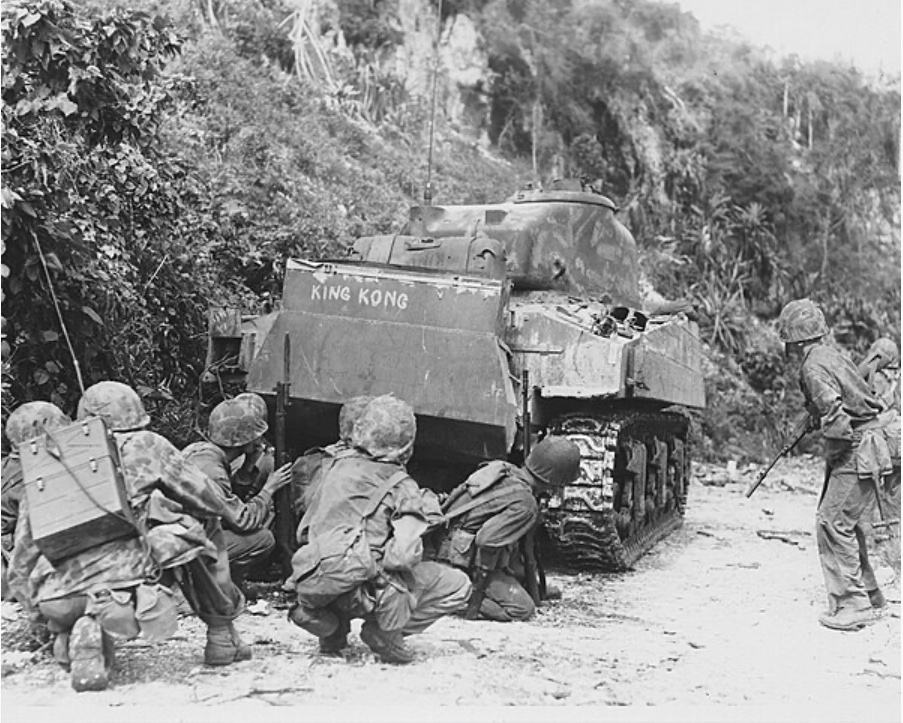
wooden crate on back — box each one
[19,417,137,565]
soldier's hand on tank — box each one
[264,462,294,494]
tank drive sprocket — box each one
[543,410,691,571]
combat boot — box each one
[205,625,239,665]
[69,616,109,691]
[818,607,876,631]
[288,603,339,637]
[229,622,253,661]
[868,588,886,609]
[360,620,415,664]
[319,616,350,655]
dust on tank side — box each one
[396,178,706,570]
[204,178,705,570]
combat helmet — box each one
[234,392,268,420]
[77,381,150,431]
[6,401,71,451]
[350,395,416,464]
[338,395,374,444]
[777,299,828,344]
[208,396,268,447]
[525,437,582,487]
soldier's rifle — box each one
[745,414,811,499]
[273,333,295,575]
[519,368,547,606]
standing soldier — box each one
[777,300,900,630]
[288,395,471,663]
[858,337,901,578]
[10,382,256,691]
[183,395,293,589]
[432,437,580,621]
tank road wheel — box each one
[542,411,691,571]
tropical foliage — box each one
[2,0,899,458]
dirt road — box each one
[2,457,900,721]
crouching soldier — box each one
[431,437,580,622]
[778,300,900,630]
[287,395,471,664]
[9,382,254,692]
[3,403,72,600]
[183,395,293,588]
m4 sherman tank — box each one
[206,179,705,570]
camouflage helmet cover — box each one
[338,395,374,444]
[865,338,900,370]
[234,392,268,420]
[208,397,268,447]
[6,401,71,450]
[77,381,150,432]
[777,299,828,344]
[525,437,582,487]
[350,395,416,464]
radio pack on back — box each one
[19,416,138,565]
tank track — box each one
[543,410,691,571]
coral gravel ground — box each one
[1,456,899,722]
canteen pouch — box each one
[89,587,140,640]
[436,528,476,569]
[134,583,179,643]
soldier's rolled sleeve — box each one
[216,488,273,533]
[382,480,429,571]
[803,365,855,441]
[181,444,273,532]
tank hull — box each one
[205,182,706,569]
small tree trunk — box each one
[808,104,813,149]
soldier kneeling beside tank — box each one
[429,437,581,621]
[286,395,471,664]
[8,382,254,691]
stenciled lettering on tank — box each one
[310,282,408,310]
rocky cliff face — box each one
[389,0,491,140]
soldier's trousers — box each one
[224,527,275,586]
[817,456,878,614]
[302,561,471,635]
[478,570,535,622]
[175,521,245,627]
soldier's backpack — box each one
[433,461,523,569]
[289,469,409,608]
[19,416,139,565]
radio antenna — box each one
[423,0,444,206]
[32,233,86,395]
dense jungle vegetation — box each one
[2,0,900,460]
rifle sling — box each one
[442,486,523,524]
